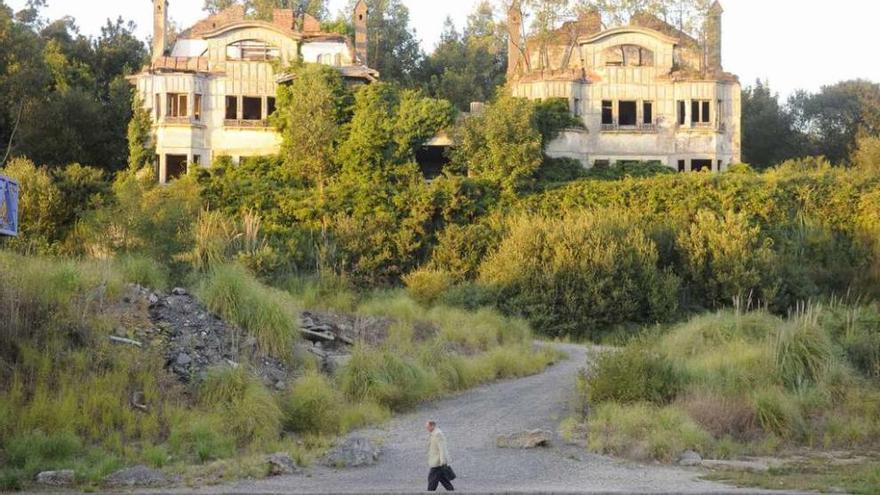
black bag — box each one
[442,465,456,481]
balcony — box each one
[224,119,271,128]
[600,123,658,133]
[159,116,205,128]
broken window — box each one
[692,159,712,172]
[194,94,202,121]
[618,101,637,126]
[166,155,188,181]
[604,44,654,67]
[242,96,262,120]
[594,159,610,169]
[226,39,280,61]
[225,96,238,120]
[267,97,276,117]
[643,101,653,125]
[692,100,711,124]
[167,93,188,118]
[602,100,614,125]
[678,100,686,126]
[678,160,686,172]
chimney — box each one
[354,0,368,65]
[507,0,524,78]
[705,1,723,72]
[273,8,295,30]
[153,0,168,61]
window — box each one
[678,160,686,172]
[573,98,581,117]
[334,53,342,66]
[618,101,637,126]
[692,159,712,172]
[601,100,613,125]
[267,97,276,117]
[193,155,201,166]
[167,93,188,118]
[594,159,610,169]
[242,96,262,120]
[166,155,188,181]
[227,40,280,61]
[678,100,686,126]
[194,94,202,121]
[643,101,653,125]
[717,160,723,171]
[717,99,724,124]
[154,94,162,119]
[225,96,238,120]
[604,44,655,67]
[692,100,711,124]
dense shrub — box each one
[587,344,684,404]
[0,157,63,251]
[429,222,500,281]
[775,308,834,389]
[339,344,439,410]
[403,268,453,306]
[282,372,346,435]
[479,210,679,338]
[199,366,283,446]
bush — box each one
[588,402,714,462]
[536,157,586,183]
[480,210,679,339]
[753,387,806,440]
[168,413,236,463]
[679,391,759,441]
[430,223,500,281]
[677,209,776,307]
[115,254,169,291]
[198,264,299,359]
[587,344,684,404]
[282,372,345,435]
[403,268,453,306]
[775,307,833,389]
[0,157,63,251]
[199,366,283,446]
[339,344,438,410]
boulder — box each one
[103,465,168,487]
[496,429,552,449]
[35,470,75,486]
[267,452,300,476]
[323,436,381,468]
[171,287,188,296]
[678,450,703,467]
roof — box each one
[276,64,379,84]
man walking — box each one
[426,420,454,491]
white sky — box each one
[8,0,880,98]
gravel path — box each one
[152,343,804,495]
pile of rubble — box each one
[297,311,392,373]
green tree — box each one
[204,0,328,20]
[741,80,804,169]
[128,93,155,172]
[417,3,507,111]
[451,93,543,193]
[790,80,880,165]
[852,133,880,173]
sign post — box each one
[0,175,19,236]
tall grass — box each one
[199,366,283,446]
[198,263,299,359]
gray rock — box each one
[701,459,773,473]
[267,452,300,476]
[678,450,703,466]
[171,287,188,296]
[496,429,552,449]
[103,465,168,487]
[35,470,75,486]
[148,293,160,306]
[176,353,192,366]
[323,437,381,468]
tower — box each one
[507,0,524,77]
[705,1,723,72]
[354,0,369,66]
[153,0,168,61]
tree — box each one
[451,93,543,193]
[128,93,155,172]
[417,3,507,111]
[204,0,328,20]
[852,133,880,173]
[789,80,880,165]
[347,0,422,85]
[741,80,805,169]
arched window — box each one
[604,44,654,67]
[226,40,280,61]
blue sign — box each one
[0,175,18,236]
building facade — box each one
[130,1,376,183]
[508,1,741,172]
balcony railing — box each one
[224,119,271,128]
[600,123,658,133]
[160,116,204,126]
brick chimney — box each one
[354,0,368,65]
[507,0,524,77]
[153,0,168,61]
[705,1,723,71]
[273,8,295,30]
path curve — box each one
[159,343,804,494]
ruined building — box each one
[131,0,377,183]
[508,1,741,171]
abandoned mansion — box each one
[131,0,376,183]
[508,1,741,171]
[132,1,741,182]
